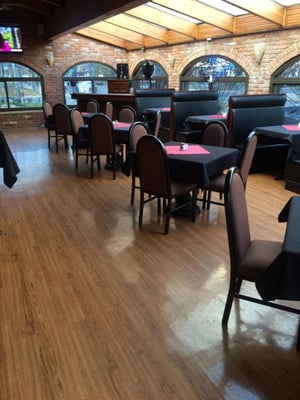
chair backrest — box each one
[70,108,84,135]
[86,99,99,113]
[118,105,137,122]
[238,131,258,185]
[226,94,286,147]
[105,102,113,120]
[88,113,114,154]
[129,122,148,152]
[170,90,219,137]
[153,111,162,137]
[136,135,170,197]
[52,103,72,134]
[43,100,53,118]
[200,120,228,147]
[135,89,174,120]
[224,167,251,271]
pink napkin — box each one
[165,145,210,155]
[282,125,300,131]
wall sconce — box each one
[168,53,175,69]
[254,43,265,65]
[46,51,54,66]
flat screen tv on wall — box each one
[0,24,23,53]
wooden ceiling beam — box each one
[225,0,285,25]
[126,4,198,39]
[153,0,235,33]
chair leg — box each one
[55,134,59,153]
[202,189,207,210]
[206,190,212,209]
[112,154,116,180]
[192,188,197,222]
[90,155,94,178]
[139,192,144,226]
[222,276,238,325]
[164,198,171,234]
[131,174,136,205]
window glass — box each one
[132,61,168,90]
[63,62,117,105]
[272,57,300,110]
[180,55,248,113]
[0,62,42,110]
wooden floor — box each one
[1,128,299,400]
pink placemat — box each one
[161,107,171,111]
[114,122,131,128]
[165,145,210,155]
[210,114,226,118]
[282,125,300,131]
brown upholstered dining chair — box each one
[70,108,89,169]
[43,100,56,150]
[202,131,257,210]
[222,167,300,350]
[88,113,122,179]
[136,135,197,234]
[129,122,149,205]
[52,103,73,152]
[104,101,113,120]
[152,110,162,137]
[200,120,228,147]
[118,105,137,122]
[86,99,99,113]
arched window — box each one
[132,60,168,90]
[63,62,117,106]
[180,55,248,113]
[271,56,300,108]
[0,62,43,110]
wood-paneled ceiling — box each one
[1,0,300,51]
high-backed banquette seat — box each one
[226,94,289,172]
[169,90,219,142]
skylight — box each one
[197,0,248,16]
[147,2,202,24]
[273,1,300,5]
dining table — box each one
[184,114,227,132]
[165,141,240,188]
[142,107,171,130]
[254,124,300,161]
[0,130,20,188]
[78,120,133,145]
[256,195,300,302]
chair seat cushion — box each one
[206,173,226,192]
[238,239,282,281]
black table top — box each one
[165,142,240,188]
[255,124,300,161]
[256,196,300,301]
[185,114,227,124]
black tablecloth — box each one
[256,196,300,301]
[255,125,300,161]
[0,130,20,188]
[166,142,239,188]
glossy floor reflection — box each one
[0,128,299,400]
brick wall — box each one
[1,24,300,129]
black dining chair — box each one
[223,166,300,350]
[88,113,123,179]
[43,100,56,150]
[118,105,137,122]
[202,131,257,210]
[70,108,90,169]
[136,135,197,234]
[52,103,73,152]
[86,99,99,113]
[129,122,149,205]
